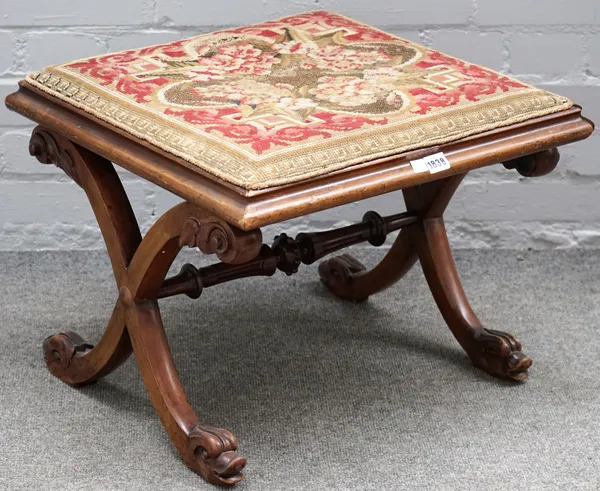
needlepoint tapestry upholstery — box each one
[25,11,572,190]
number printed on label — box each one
[410,152,451,174]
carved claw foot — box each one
[468,327,533,382]
[318,254,368,302]
[188,425,246,485]
[43,331,95,385]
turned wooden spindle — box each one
[271,210,417,276]
[158,210,418,298]
[293,210,417,265]
[158,246,278,299]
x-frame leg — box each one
[32,127,257,485]
[31,126,558,486]
[321,173,533,381]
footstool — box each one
[5,10,594,486]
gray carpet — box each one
[1,248,599,490]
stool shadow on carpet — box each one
[62,275,518,437]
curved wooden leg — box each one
[318,228,417,302]
[127,301,246,485]
[120,202,255,485]
[31,128,140,386]
[413,217,532,381]
[319,174,468,303]
[404,176,532,382]
[31,127,262,485]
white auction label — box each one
[410,152,451,174]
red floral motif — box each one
[136,39,189,58]
[409,89,461,114]
[410,51,526,114]
[156,39,188,58]
[310,76,388,106]
[208,124,331,154]
[68,57,133,85]
[166,107,386,154]
[115,76,169,103]
[196,43,279,76]
[310,112,388,131]
[58,12,535,155]
[66,41,188,87]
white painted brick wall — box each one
[1,0,599,250]
[510,33,585,76]
[591,35,600,77]
[476,0,600,26]
[0,1,153,26]
[319,0,474,26]
[0,31,13,73]
[431,31,504,71]
[25,32,106,68]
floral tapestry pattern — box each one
[25,11,571,189]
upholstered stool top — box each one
[25,11,571,190]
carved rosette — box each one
[179,216,262,264]
[188,424,246,485]
[29,127,81,185]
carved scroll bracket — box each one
[503,147,560,177]
[29,127,81,185]
[179,216,263,265]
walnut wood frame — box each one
[6,84,594,229]
[5,86,595,486]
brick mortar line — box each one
[0,174,147,183]
[2,27,183,34]
[1,24,600,32]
